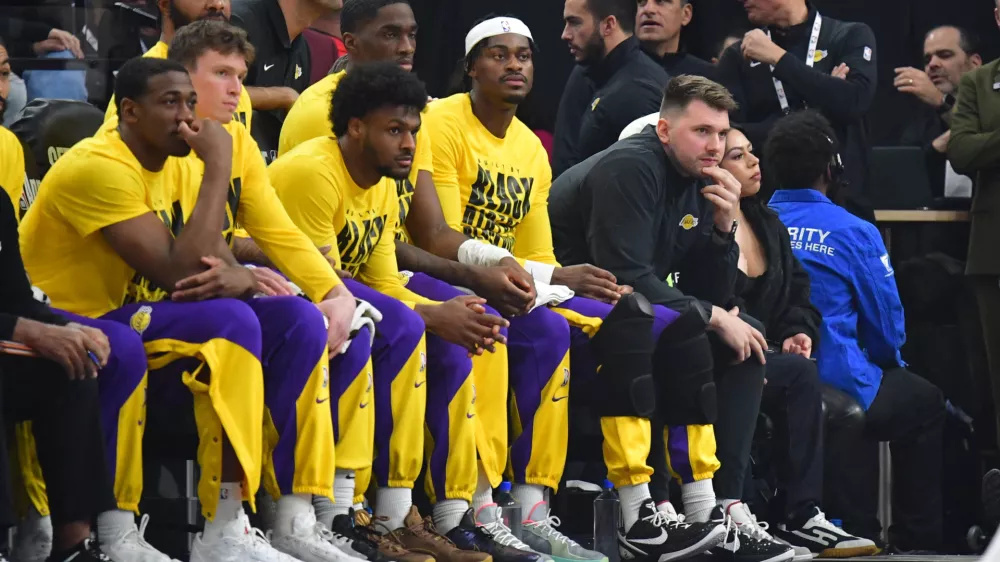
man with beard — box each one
[105,0,253,129]
[898,26,981,197]
[716,0,877,221]
[551,0,669,177]
[635,0,715,79]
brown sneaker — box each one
[389,506,494,562]
[352,509,435,562]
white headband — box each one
[464,17,534,56]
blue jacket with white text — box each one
[769,189,905,409]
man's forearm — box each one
[395,240,476,287]
[233,236,274,267]
[246,86,297,111]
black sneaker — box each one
[445,509,541,562]
[773,506,877,558]
[618,500,726,562]
[984,468,1000,527]
[707,506,795,562]
[46,539,111,561]
[332,510,395,561]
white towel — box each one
[530,281,575,312]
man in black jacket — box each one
[636,0,715,79]
[550,76,797,562]
[0,188,122,562]
[552,0,670,178]
[716,0,877,221]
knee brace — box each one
[653,302,717,425]
[590,293,656,418]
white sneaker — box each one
[10,515,52,562]
[271,510,360,562]
[189,509,304,562]
[99,514,179,562]
[774,507,877,558]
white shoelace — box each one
[315,522,353,548]
[641,508,673,530]
[481,508,533,550]
[809,510,844,535]
[525,514,577,546]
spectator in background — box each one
[949,0,1000,454]
[711,33,742,64]
[303,2,346,85]
[717,0,877,222]
[551,0,668,177]
[897,26,981,198]
[0,16,83,60]
[636,0,715,79]
[769,110,944,553]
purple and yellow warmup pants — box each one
[507,297,720,490]
[20,296,344,521]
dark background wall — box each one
[410,0,1000,145]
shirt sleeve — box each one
[512,156,559,265]
[771,23,878,124]
[54,156,151,238]
[843,224,905,367]
[948,70,1000,174]
[236,131,340,302]
[716,43,781,145]
[425,110,464,233]
[0,188,68,341]
[356,192,437,306]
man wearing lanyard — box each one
[716,0,877,222]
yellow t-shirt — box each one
[268,136,435,306]
[423,93,557,265]
[0,127,26,222]
[177,120,340,303]
[19,130,194,317]
[278,69,431,242]
[104,41,253,130]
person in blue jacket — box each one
[767,110,945,553]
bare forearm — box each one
[395,240,477,287]
[409,223,468,262]
[164,164,233,280]
[246,86,297,111]
[233,236,273,266]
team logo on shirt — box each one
[464,162,534,251]
[813,50,828,63]
[295,65,303,80]
[591,97,601,111]
[880,254,894,276]
[129,305,153,335]
[679,214,699,230]
[337,212,390,276]
[863,46,872,61]
[420,352,427,373]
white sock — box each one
[204,482,244,540]
[333,469,355,517]
[375,487,412,533]
[511,484,546,521]
[717,498,740,517]
[96,509,134,543]
[274,493,312,538]
[471,465,493,516]
[353,502,365,511]
[20,506,52,538]
[313,496,336,530]
[617,483,652,532]
[682,479,716,523]
[433,499,470,534]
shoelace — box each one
[809,510,844,534]
[135,513,169,553]
[480,508,533,550]
[732,507,775,542]
[418,516,457,545]
[85,538,113,561]
[314,521,353,548]
[354,512,409,554]
[525,514,576,547]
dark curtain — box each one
[412,0,1000,144]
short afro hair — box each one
[167,20,255,69]
[330,61,427,137]
[341,0,410,34]
[114,56,189,116]
[763,110,839,190]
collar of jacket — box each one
[768,3,818,46]
[769,188,833,205]
[585,35,642,87]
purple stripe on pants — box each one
[341,279,427,488]
[329,325,372,443]
[246,297,329,494]
[402,273,485,501]
[56,309,147,487]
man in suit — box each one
[948,0,1000,449]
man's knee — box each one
[96,320,147,386]
[654,302,717,425]
[383,300,426,351]
[256,296,328,350]
[590,293,657,418]
[193,299,263,340]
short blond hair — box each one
[660,74,738,116]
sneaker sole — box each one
[651,524,728,562]
[815,545,879,559]
[550,555,608,562]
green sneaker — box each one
[520,503,609,562]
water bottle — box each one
[496,481,523,539]
[593,480,620,562]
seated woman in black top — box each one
[720,127,878,559]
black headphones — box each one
[825,134,845,183]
